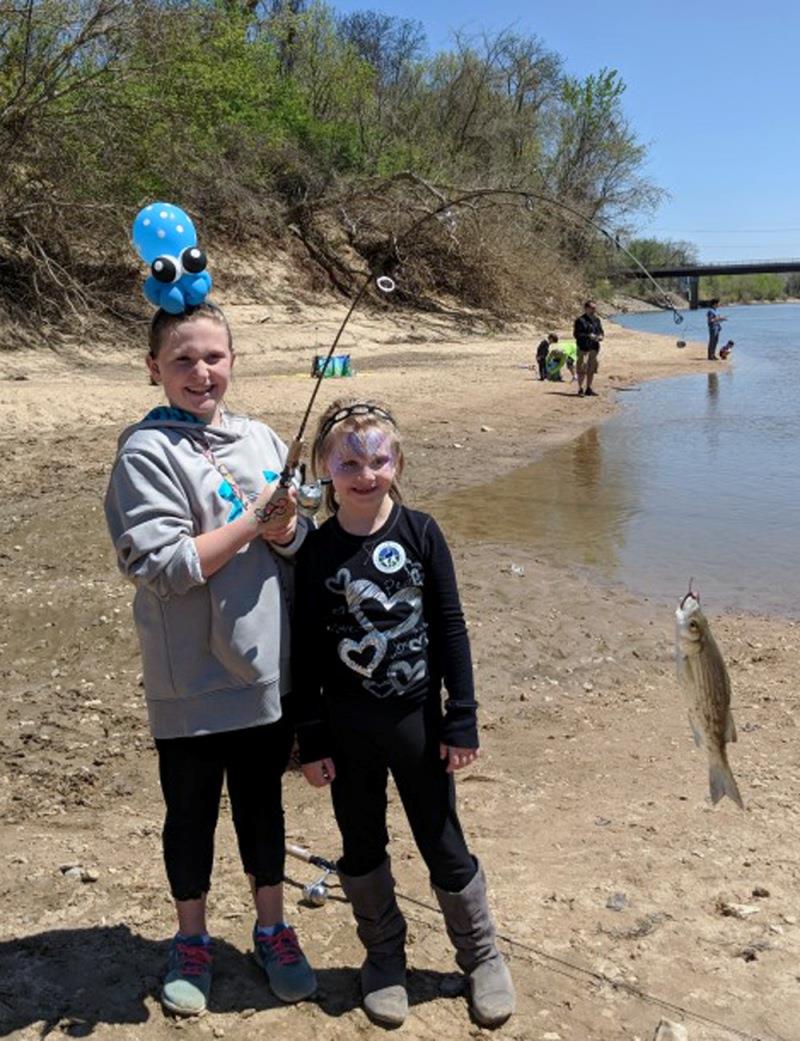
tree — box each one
[546,68,663,231]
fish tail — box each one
[709,758,744,809]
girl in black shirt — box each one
[293,398,514,1029]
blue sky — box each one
[332,0,799,262]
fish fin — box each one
[709,761,744,809]
[725,711,737,743]
[688,718,703,748]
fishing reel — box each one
[254,448,326,528]
[302,867,335,906]
[286,843,338,907]
[297,468,326,518]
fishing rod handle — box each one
[285,843,338,873]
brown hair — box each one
[148,302,233,359]
[311,396,404,514]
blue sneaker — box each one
[252,923,317,1002]
[162,934,213,1016]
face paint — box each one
[328,427,396,477]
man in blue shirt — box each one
[706,299,727,360]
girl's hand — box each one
[302,758,336,787]
[440,744,480,773]
[262,509,297,547]
[249,485,298,545]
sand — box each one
[0,302,797,1041]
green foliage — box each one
[783,273,800,297]
[627,237,697,268]
[700,273,787,303]
[0,1,666,329]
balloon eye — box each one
[151,255,180,283]
[181,246,207,274]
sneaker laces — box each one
[260,927,302,966]
[175,942,212,977]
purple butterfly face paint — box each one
[329,429,397,478]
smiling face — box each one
[325,425,399,522]
[146,315,233,423]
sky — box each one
[331,0,800,262]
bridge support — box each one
[688,276,699,310]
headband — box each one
[318,404,397,443]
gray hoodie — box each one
[104,407,306,739]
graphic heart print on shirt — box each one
[345,579,422,641]
[338,630,387,677]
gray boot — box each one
[339,858,409,1027]
[433,861,515,1027]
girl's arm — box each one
[195,487,299,579]
[424,517,479,750]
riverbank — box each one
[1,306,797,1041]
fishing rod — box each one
[394,184,685,324]
[255,269,396,533]
[255,183,682,528]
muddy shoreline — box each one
[1,306,797,1040]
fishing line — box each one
[396,186,685,324]
[274,182,685,508]
[393,889,776,1041]
[285,843,772,1040]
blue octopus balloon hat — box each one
[131,202,212,314]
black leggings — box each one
[329,704,476,892]
[155,717,293,901]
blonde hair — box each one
[312,396,404,514]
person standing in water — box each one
[706,298,728,360]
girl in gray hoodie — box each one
[105,303,316,1016]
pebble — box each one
[59,864,98,883]
[653,1021,689,1041]
[720,902,760,919]
[240,1009,256,1020]
[480,425,494,432]
[606,892,628,911]
[752,886,770,898]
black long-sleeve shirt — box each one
[573,313,604,351]
[292,504,478,762]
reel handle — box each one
[286,843,338,873]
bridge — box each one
[618,258,800,309]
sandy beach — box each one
[1,303,797,1041]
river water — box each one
[434,303,800,619]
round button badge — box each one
[373,541,406,574]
